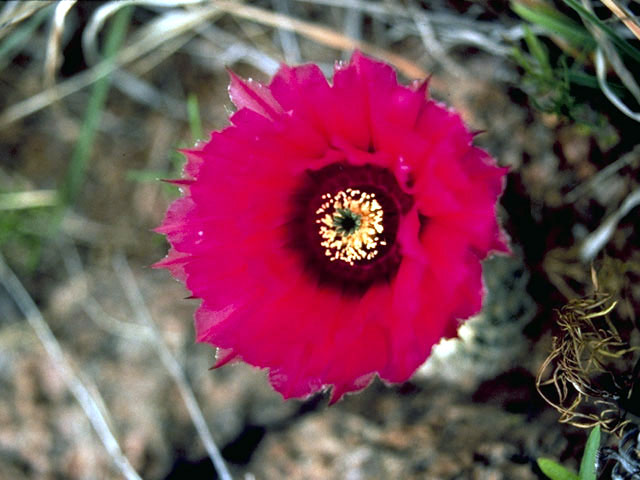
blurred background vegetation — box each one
[0,1,639,479]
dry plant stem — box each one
[565,146,640,202]
[114,68,188,118]
[343,4,363,50]
[296,0,522,59]
[191,24,280,74]
[0,3,222,127]
[580,187,640,262]
[544,248,586,299]
[536,292,639,435]
[112,253,233,480]
[83,1,217,77]
[58,239,152,340]
[601,0,640,41]
[131,29,196,76]
[81,0,207,65]
[296,0,410,18]
[213,0,434,82]
[594,48,640,121]
[43,0,77,87]
[79,0,187,113]
[579,0,640,121]
[0,253,143,480]
[272,0,302,63]
[409,2,464,78]
[0,0,54,36]
[581,0,640,105]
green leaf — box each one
[538,458,580,480]
[578,426,601,480]
[187,93,203,142]
[511,1,596,49]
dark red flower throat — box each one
[290,162,413,289]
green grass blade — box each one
[537,458,580,480]
[523,25,553,79]
[566,70,599,89]
[578,426,600,480]
[511,46,535,74]
[126,169,167,182]
[62,6,133,204]
[511,1,596,49]
[562,0,640,64]
[187,92,203,142]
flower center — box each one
[316,189,385,265]
[289,162,414,290]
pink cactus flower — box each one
[155,52,510,403]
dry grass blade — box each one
[601,0,640,41]
[575,0,640,121]
[580,187,640,262]
[409,2,464,78]
[272,0,302,63]
[580,0,640,103]
[0,253,143,480]
[213,0,435,83]
[295,0,410,18]
[190,23,281,74]
[81,0,209,66]
[536,291,640,436]
[43,0,77,86]
[58,239,152,340]
[0,0,54,37]
[565,145,640,202]
[0,3,222,127]
[112,253,233,480]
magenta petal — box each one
[227,70,282,120]
[213,348,238,368]
[155,51,510,403]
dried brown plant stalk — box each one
[537,291,639,436]
[600,0,640,42]
[213,0,434,82]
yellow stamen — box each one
[315,188,386,265]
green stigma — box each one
[333,208,362,236]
